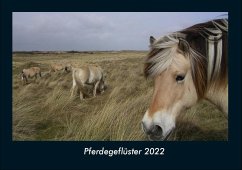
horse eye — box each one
[176,75,185,82]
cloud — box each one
[13,12,228,51]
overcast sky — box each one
[13,12,228,51]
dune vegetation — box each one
[12,51,228,141]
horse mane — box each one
[144,19,228,98]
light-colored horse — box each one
[49,63,71,73]
[21,67,42,84]
[70,65,106,100]
[142,19,228,140]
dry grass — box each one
[12,51,228,141]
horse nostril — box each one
[141,122,163,137]
[153,125,163,136]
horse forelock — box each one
[144,33,183,78]
[144,18,228,99]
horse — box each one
[21,67,42,84]
[70,65,106,100]
[142,19,228,140]
[49,63,71,73]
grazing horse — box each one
[142,19,228,140]
[70,65,106,100]
[21,67,42,84]
[49,63,71,73]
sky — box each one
[12,12,228,51]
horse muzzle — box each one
[141,110,175,141]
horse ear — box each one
[150,36,156,45]
[178,38,190,53]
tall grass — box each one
[12,52,227,141]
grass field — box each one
[12,51,228,141]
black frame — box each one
[0,0,241,169]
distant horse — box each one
[49,63,71,73]
[21,67,42,84]
[70,65,106,100]
[142,19,228,140]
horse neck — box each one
[205,84,228,114]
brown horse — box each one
[142,19,228,140]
